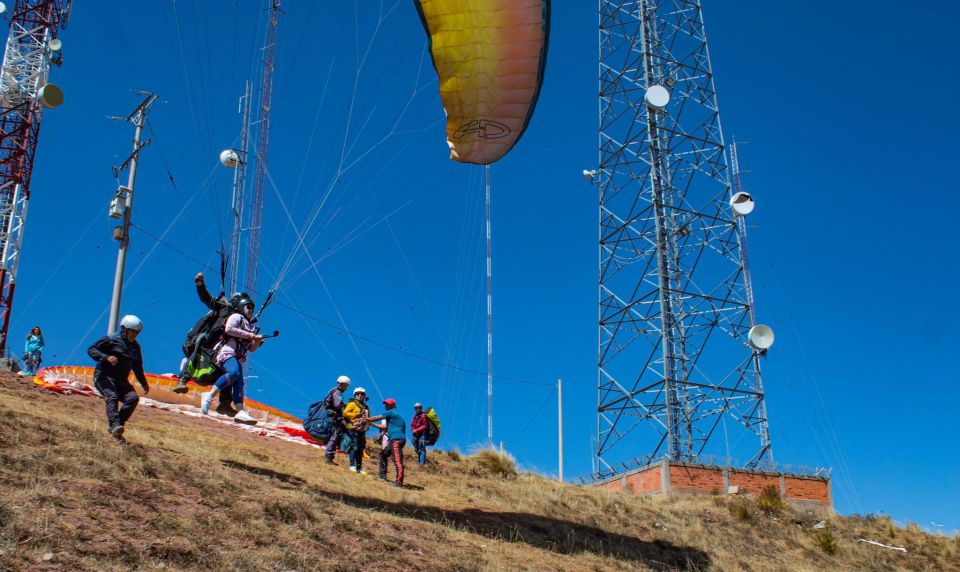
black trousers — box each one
[94,375,139,429]
[379,437,406,484]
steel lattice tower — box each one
[0,0,67,354]
[596,0,772,478]
[245,0,280,295]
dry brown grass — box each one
[0,372,957,572]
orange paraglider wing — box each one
[414,0,550,165]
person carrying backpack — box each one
[23,326,44,375]
[199,296,263,425]
[369,398,406,487]
[87,315,150,441]
[174,273,242,416]
[322,375,351,464]
[410,402,429,465]
[341,387,371,474]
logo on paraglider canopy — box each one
[453,119,511,140]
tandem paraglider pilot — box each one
[87,315,150,442]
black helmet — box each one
[229,291,249,306]
[235,297,255,312]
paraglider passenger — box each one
[410,402,429,465]
[323,375,351,464]
[174,273,237,415]
[23,326,44,375]
[370,398,406,487]
[342,386,371,474]
[87,315,150,441]
[199,296,263,425]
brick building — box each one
[594,460,832,511]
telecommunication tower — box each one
[596,0,774,478]
[244,0,280,295]
[0,0,68,353]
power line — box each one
[129,222,555,388]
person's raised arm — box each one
[195,273,218,310]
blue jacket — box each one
[87,333,148,389]
[24,334,43,353]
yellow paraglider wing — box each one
[414,0,550,165]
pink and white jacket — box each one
[215,313,258,366]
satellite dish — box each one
[729,191,755,216]
[644,84,670,110]
[582,169,597,182]
[748,324,775,350]
[48,38,62,52]
[219,149,240,168]
[37,83,63,109]
[0,3,6,16]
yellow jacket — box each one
[342,400,369,431]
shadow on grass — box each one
[311,488,711,569]
[221,459,307,488]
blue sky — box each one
[12,1,958,531]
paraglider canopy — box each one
[415,0,551,165]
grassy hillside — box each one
[0,372,956,571]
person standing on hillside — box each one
[341,387,371,475]
[199,296,263,425]
[369,398,407,487]
[323,375,352,465]
[23,326,44,375]
[87,315,150,441]
[410,402,429,465]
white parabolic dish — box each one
[748,324,775,350]
[729,191,755,216]
[644,85,670,110]
[219,149,239,168]
[37,83,63,109]
[49,38,62,52]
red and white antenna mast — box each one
[0,0,69,354]
[245,0,280,295]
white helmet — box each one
[353,387,367,396]
[336,375,351,385]
[120,315,144,332]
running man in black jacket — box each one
[87,315,150,441]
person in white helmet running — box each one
[87,315,150,441]
[341,386,371,474]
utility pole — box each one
[107,92,157,334]
[558,378,564,482]
[485,163,493,447]
[228,80,253,293]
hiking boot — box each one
[233,410,257,425]
[215,403,237,417]
[325,458,337,465]
[392,482,403,488]
[110,424,125,438]
[200,391,215,414]
[172,377,189,394]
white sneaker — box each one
[233,410,257,425]
[349,466,358,473]
[200,391,215,414]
